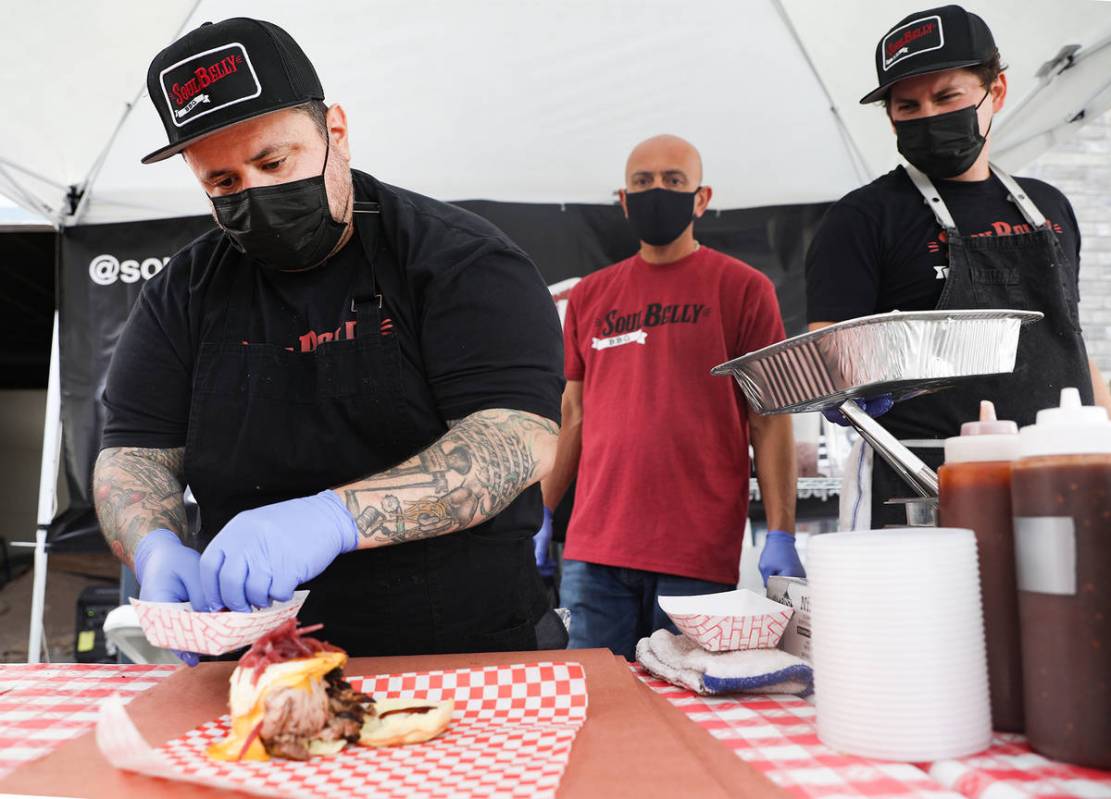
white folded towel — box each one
[636,629,813,696]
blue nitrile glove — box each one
[759,531,806,586]
[199,490,358,614]
[533,507,555,579]
[133,528,205,666]
[822,394,894,427]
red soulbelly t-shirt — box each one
[562,246,786,585]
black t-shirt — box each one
[806,165,1081,322]
[102,169,564,515]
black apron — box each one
[183,188,542,655]
[871,164,1092,527]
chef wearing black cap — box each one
[92,18,565,659]
[806,5,1109,528]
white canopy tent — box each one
[4,0,1111,226]
[4,0,1111,663]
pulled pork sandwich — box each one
[208,621,452,762]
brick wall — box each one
[1024,110,1111,373]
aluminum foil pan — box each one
[711,309,1043,415]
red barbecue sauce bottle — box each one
[940,401,1023,732]
[1012,388,1111,768]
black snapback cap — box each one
[860,5,996,104]
[142,18,324,164]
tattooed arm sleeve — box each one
[93,446,188,568]
[336,408,559,549]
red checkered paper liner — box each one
[0,664,177,780]
[129,589,308,655]
[668,607,793,652]
[633,665,962,799]
[926,734,1111,799]
[97,661,588,799]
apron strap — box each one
[220,251,256,344]
[906,161,1051,234]
[351,200,384,335]
[903,162,959,233]
[989,163,1048,230]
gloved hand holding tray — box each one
[711,309,1042,498]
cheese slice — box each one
[208,651,348,762]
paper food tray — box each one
[658,589,794,652]
[129,590,309,656]
[97,662,588,799]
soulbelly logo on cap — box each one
[160,43,261,127]
[882,15,944,71]
[142,19,325,163]
[860,6,996,104]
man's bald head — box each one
[625,134,703,190]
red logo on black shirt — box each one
[239,318,396,352]
[926,218,1064,254]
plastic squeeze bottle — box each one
[1012,388,1111,768]
[940,401,1023,732]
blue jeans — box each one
[560,560,734,661]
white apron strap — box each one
[903,162,959,232]
[990,163,1048,230]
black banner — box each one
[54,199,828,547]
[457,200,829,336]
[0,229,55,389]
[55,216,216,547]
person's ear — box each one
[618,188,629,219]
[990,72,1007,114]
[326,104,350,160]
[694,185,712,218]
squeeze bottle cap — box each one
[959,401,1018,436]
[1018,387,1111,459]
[945,400,1019,464]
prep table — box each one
[0,660,1107,798]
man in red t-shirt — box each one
[540,135,804,659]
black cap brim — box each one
[141,98,311,164]
[859,57,987,104]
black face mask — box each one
[894,90,993,179]
[625,188,699,246]
[210,145,348,271]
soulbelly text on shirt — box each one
[595,302,710,338]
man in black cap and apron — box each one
[806,4,1111,528]
[92,18,565,661]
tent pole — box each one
[0,162,56,222]
[69,0,202,226]
[993,35,1111,164]
[0,156,68,191]
[771,0,874,186]
[27,311,62,664]
[1000,35,1111,133]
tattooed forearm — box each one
[93,446,187,567]
[338,409,559,548]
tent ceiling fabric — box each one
[1,1,196,223]
[3,1,1111,225]
[989,33,1111,167]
